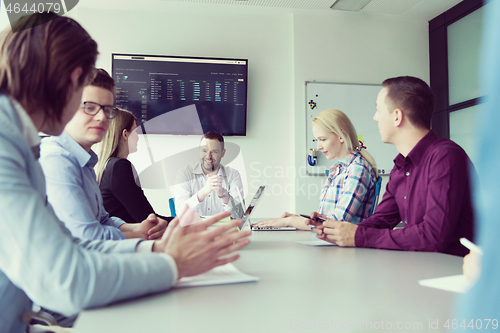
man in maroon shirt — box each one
[310,76,474,256]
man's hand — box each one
[197,175,224,201]
[463,251,481,283]
[147,216,169,240]
[120,214,159,239]
[281,212,297,218]
[161,209,251,279]
[308,213,357,247]
[134,214,159,239]
[305,211,328,229]
[152,208,206,253]
[254,215,310,231]
[152,216,179,253]
[253,218,290,228]
[211,175,225,197]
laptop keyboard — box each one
[251,226,297,231]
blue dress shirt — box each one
[40,131,127,240]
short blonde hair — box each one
[312,109,377,177]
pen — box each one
[459,238,483,255]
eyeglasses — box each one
[81,101,118,119]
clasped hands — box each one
[119,214,170,240]
[306,212,358,247]
[118,214,168,240]
[199,175,226,199]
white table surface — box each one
[73,228,463,333]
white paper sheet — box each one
[294,240,339,246]
[418,274,472,294]
[174,263,259,288]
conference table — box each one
[73,225,464,333]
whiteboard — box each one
[305,81,398,176]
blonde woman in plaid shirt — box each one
[255,109,378,230]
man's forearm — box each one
[119,223,145,239]
[197,188,209,202]
[217,188,229,204]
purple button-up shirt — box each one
[355,131,474,256]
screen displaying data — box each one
[112,54,248,135]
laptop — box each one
[203,186,267,230]
[235,185,265,231]
[235,186,296,231]
[251,223,297,231]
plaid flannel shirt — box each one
[318,151,377,224]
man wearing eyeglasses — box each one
[40,69,168,241]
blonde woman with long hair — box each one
[95,109,171,225]
[255,109,378,230]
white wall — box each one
[0,2,431,217]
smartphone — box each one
[299,214,326,222]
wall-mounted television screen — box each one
[112,54,248,136]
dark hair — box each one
[202,131,224,149]
[90,68,115,96]
[382,76,435,129]
[0,12,98,122]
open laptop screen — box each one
[243,186,265,218]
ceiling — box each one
[158,0,465,20]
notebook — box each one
[418,275,472,294]
[174,263,259,288]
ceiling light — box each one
[330,0,373,11]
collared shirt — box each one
[174,163,244,216]
[318,151,377,224]
[40,131,127,240]
[355,131,475,256]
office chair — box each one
[169,198,176,217]
[369,176,383,217]
[23,308,72,333]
